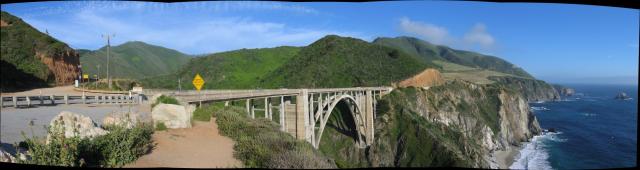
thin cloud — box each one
[463,23,495,48]
[397,17,497,52]
[15,2,360,54]
[398,17,450,45]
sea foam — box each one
[509,132,563,170]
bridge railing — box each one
[0,94,141,108]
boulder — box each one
[151,104,192,129]
[47,111,108,142]
[0,147,15,163]
[102,112,141,129]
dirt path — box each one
[125,118,242,168]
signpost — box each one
[192,74,205,107]
[192,74,205,91]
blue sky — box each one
[2,1,638,85]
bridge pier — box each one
[280,96,285,131]
[13,96,17,108]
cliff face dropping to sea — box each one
[319,80,541,168]
[488,76,560,102]
[1,11,80,91]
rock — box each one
[560,88,575,96]
[102,112,141,129]
[615,92,631,100]
[0,147,15,163]
[151,104,192,129]
[47,111,108,142]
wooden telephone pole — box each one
[102,34,115,89]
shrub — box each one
[18,121,154,167]
[215,106,336,168]
[151,95,179,108]
[155,122,167,131]
[192,102,225,122]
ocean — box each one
[510,84,638,169]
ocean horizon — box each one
[510,84,638,169]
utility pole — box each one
[102,34,115,89]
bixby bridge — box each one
[163,87,393,148]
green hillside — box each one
[259,35,439,88]
[140,46,301,89]
[79,41,191,79]
[373,36,533,78]
[1,11,79,91]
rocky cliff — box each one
[1,11,80,91]
[488,76,560,102]
[552,84,575,97]
[35,49,80,86]
[319,80,541,168]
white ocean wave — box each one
[530,106,550,111]
[509,132,560,170]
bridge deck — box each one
[169,87,392,103]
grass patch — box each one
[17,121,154,167]
[215,106,336,168]
[192,102,225,122]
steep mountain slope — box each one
[140,46,301,89]
[260,35,440,88]
[373,36,533,78]
[1,11,80,92]
[79,41,191,79]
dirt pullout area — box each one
[126,118,242,168]
[397,68,444,87]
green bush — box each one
[215,106,336,168]
[192,103,224,122]
[18,121,154,167]
[155,122,167,131]
[151,95,179,108]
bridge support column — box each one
[13,96,17,108]
[365,90,374,145]
[64,95,69,105]
[264,98,269,119]
[280,96,285,131]
[246,99,250,117]
[225,101,229,107]
[295,89,309,141]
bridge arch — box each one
[313,94,367,148]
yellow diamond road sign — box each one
[192,74,205,91]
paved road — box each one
[0,104,150,145]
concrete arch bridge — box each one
[162,87,393,149]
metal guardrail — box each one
[0,94,143,108]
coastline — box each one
[494,146,521,169]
